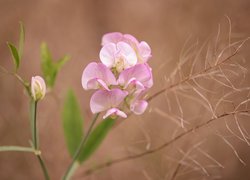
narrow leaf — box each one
[40,42,55,87]
[7,42,20,70]
[0,146,34,153]
[40,42,70,88]
[18,21,25,59]
[63,90,84,157]
[56,55,70,69]
[78,117,115,163]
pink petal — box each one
[138,41,152,62]
[87,78,109,90]
[123,34,139,45]
[101,32,123,46]
[126,78,145,90]
[81,62,116,90]
[103,108,127,119]
[99,43,116,68]
[130,100,148,115]
[118,63,153,88]
[90,89,128,113]
[117,42,137,67]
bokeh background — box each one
[0,0,250,179]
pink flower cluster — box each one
[81,32,153,119]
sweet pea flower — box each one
[90,89,128,119]
[118,63,153,91]
[82,33,153,119]
[31,76,46,101]
[99,42,137,73]
[81,62,117,90]
[102,32,152,63]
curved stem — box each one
[31,100,50,180]
[63,113,100,180]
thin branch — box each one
[216,132,246,166]
[80,110,249,177]
[147,38,248,103]
[170,141,206,180]
[178,149,209,176]
[197,147,224,168]
[234,114,250,146]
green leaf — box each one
[62,90,84,157]
[7,42,20,70]
[18,21,25,59]
[78,117,115,163]
[41,42,55,87]
[40,42,70,88]
[56,55,70,69]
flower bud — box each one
[31,76,46,101]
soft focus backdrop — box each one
[0,0,250,179]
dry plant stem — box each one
[147,40,246,103]
[171,163,182,180]
[62,113,100,180]
[81,109,249,177]
[31,101,50,180]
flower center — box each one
[114,57,126,73]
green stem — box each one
[62,113,100,180]
[37,155,50,180]
[33,101,38,149]
[31,100,50,180]
[0,146,36,153]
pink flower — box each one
[99,42,137,73]
[31,76,46,101]
[81,62,117,90]
[102,32,152,63]
[118,63,153,91]
[81,33,153,119]
[90,89,128,119]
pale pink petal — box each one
[143,76,153,88]
[118,63,153,88]
[87,78,109,90]
[101,32,123,46]
[109,89,128,107]
[81,62,116,90]
[130,100,148,115]
[123,34,139,45]
[103,108,127,119]
[125,78,145,91]
[117,42,137,66]
[138,41,152,62]
[99,43,116,68]
[90,89,128,113]
[90,90,110,113]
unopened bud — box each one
[31,76,46,101]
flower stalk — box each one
[30,100,50,180]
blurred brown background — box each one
[0,0,250,179]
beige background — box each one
[0,0,250,179]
